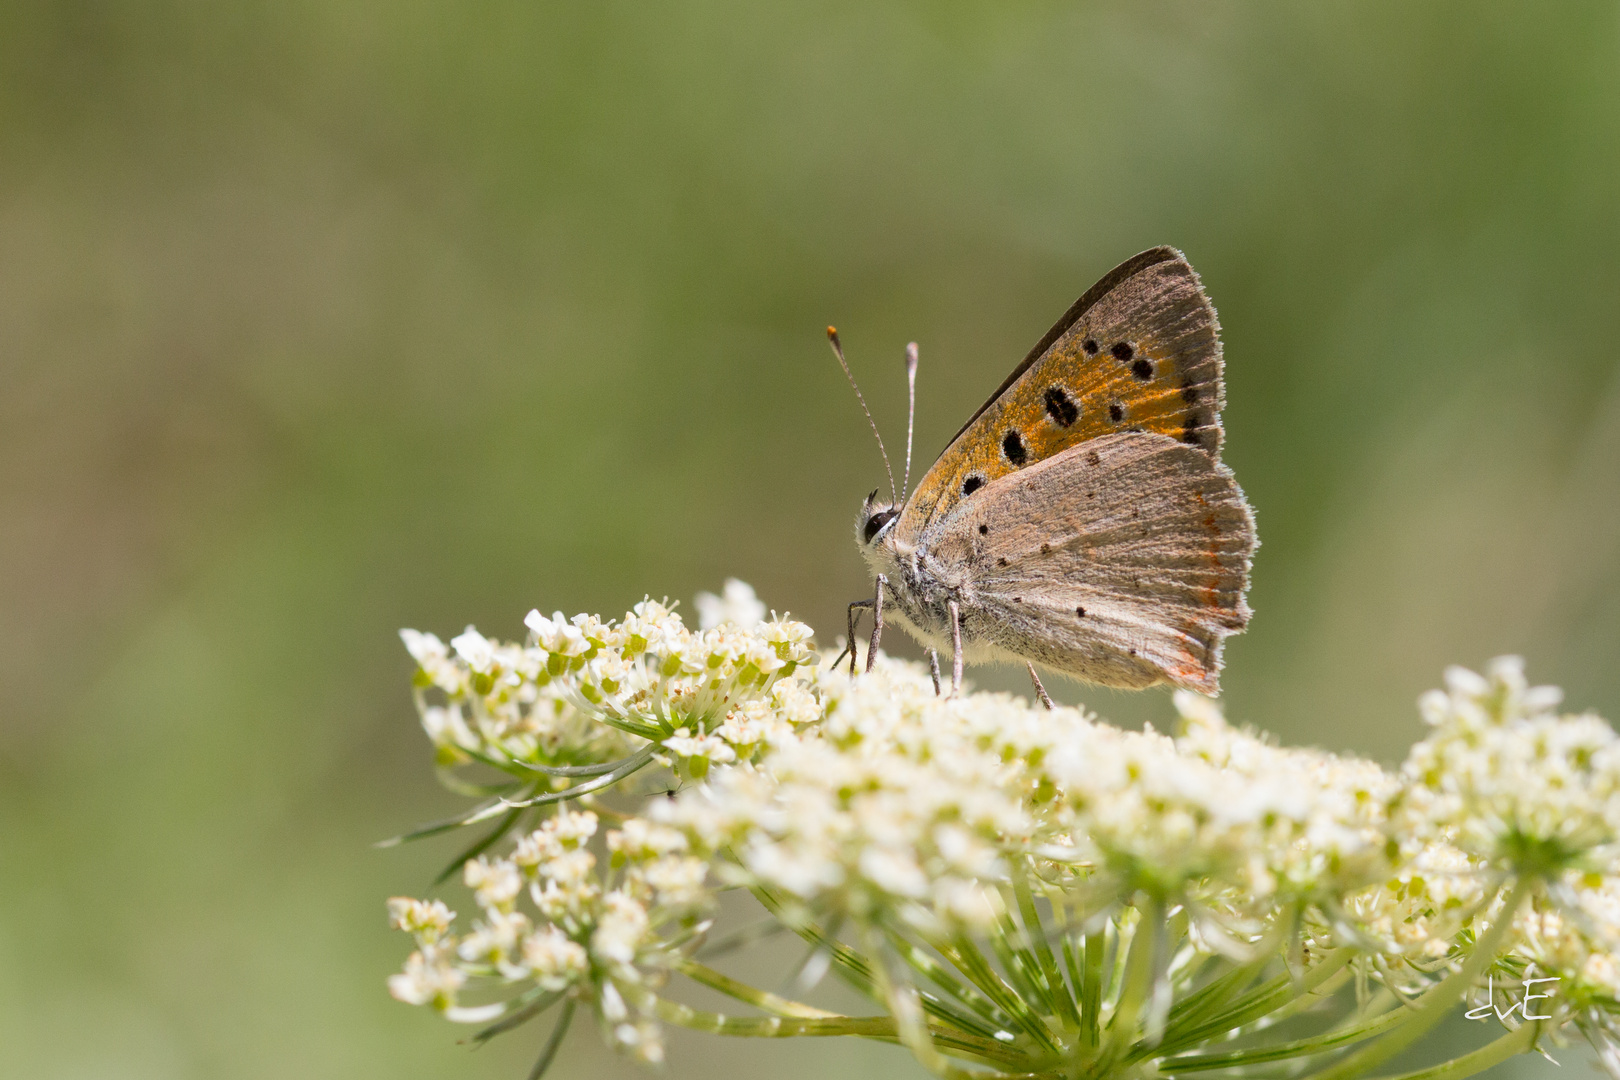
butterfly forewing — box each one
[926,432,1254,692]
[900,248,1225,536]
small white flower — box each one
[609,818,689,860]
[389,944,465,1008]
[526,609,589,657]
[859,846,930,899]
[635,855,710,907]
[694,578,767,630]
[614,1018,665,1064]
[744,837,846,897]
[387,897,454,942]
[539,809,598,848]
[457,910,532,977]
[400,629,465,693]
[663,729,738,764]
[934,877,999,929]
[464,856,523,912]
[521,926,589,990]
[450,626,497,674]
[540,848,597,889]
[591,891,651,965]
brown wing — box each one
[921,432,1254,693]
[899,247,1225,536]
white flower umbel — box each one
[387,587,1620,1080]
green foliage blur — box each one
[3,3,1618,1078]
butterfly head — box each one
[856,489,900,547]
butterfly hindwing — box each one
[921,432,1254,692]
[900,247,1225,536]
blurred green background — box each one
[4,2,1619,1077]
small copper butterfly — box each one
[832,247,1256,703]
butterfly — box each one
[834,247,1256,703]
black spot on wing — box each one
[1002,430,1027,466]
[1043,386,1079,427]
[1180,378,1200,404]
[1075,606,1086,618]
[978,524,988,535]
[1131,358,1153,381]
[1111,341,1134,361]
[1082,338,1100,356]
[1108,402,1124,423]
[962,474,985,497]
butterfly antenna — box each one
[827,327,897,504]
[901,341,918,499]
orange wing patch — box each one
[903,249,1225,532]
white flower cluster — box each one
[387,586,1620,1080]
[398,594,816,776]
[1405,656,1620,873]
[1394,658,1620,1029]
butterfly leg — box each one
[865,575,886,673]
[947,599,963,695]
[1026,662,1054,711]
[842,598,873,675]
[927,650,941,696]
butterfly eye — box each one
[862,509,897,543]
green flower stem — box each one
[471,988,564,1044]
[1366,1020,1541,1080]
[1166,959,1261,1031]
[751,888,877,996]
[1013,872,1082,1030]
[513,754,644,778]
[497,742,660,809]
[1255,963,1354,1028]
[863,924,952,1078]
[1301,877,1534,1080]
[750,888,988,1038]
[377,793,517,847]
[1148,948,1355,1059]
[883,929,1017,1037]
[1081,929,1106,1050]
[1060,935,1084,1031]
[524,997,575,1080]
[433,804,526,885]
[675,959,837,1018]
[989,897,1059,1015]
[941,934,1063,1055]
[1102,917,1132,1016]
[615,980,1033,1071]
[1103,894,1164,1066]
[1163,999,1410,1072]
